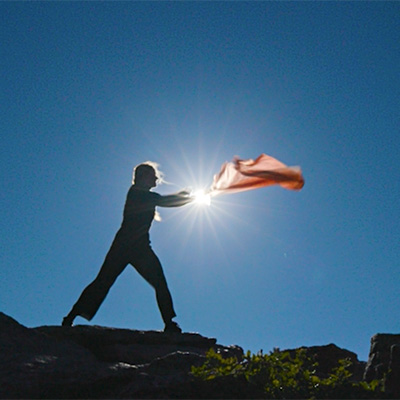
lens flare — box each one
[193,189,211,206]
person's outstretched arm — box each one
[156,190,193,207]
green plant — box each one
[191,348,384,399]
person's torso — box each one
[119,186,160,241]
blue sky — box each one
[1,2,399,362]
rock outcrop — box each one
[0,312,241,399]
[364,333,400,398]
[1,311,399,399]
[287,343,366,381]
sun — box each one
[192,189,211,206]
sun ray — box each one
[192,189,211,206]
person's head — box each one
[133,162,162,189]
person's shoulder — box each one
[129,186,161,200]
[127,184,137,197]
[149,190,161,200]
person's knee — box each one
[92,273,117,290]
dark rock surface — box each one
[1,311,399,399]
[0,312,241,399]
[364,333,400,381]
[287,343,366,381]
[364,333,400,398]
[386,344,400,398]
[34,324,242,365]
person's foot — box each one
[62,316,74,327]
[164,321,182,334]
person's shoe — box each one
[62,316,73,327]
[164,321,182,334]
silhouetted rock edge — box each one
[1,311,400,399]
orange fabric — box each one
[210,154,304,195]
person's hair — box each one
[132,161,163,185]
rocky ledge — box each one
[1,311,400,399]
[0,312,242,399]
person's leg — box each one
[62,241,128,326]
[132,247,181,332]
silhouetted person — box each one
[62,162,192,333]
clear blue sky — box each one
[1,2,399,362]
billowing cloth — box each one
[210,153,304,195]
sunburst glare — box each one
[156,141,269,268]
[192,189,211,206]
